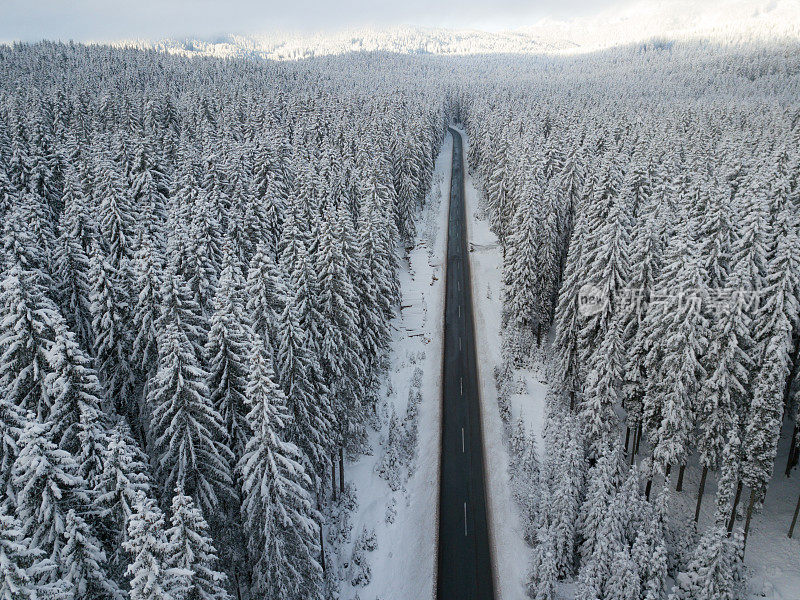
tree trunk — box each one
[665,464,672,481]
[743,487,758,552]
[635,422,643,454]
[536,323,542,347]
[570,390,575,411]
[727,480,743,534]
[786,425,799,477]
[630,426,639,466]
[694,465,708,522]
[319,523,326,574]
[339,446,345,493]
[624,427,631,457]
[234,569,243,600]
[331,460,337,501]
[676,464,686,492]
[789,491,800,538]
[645,478,653,501]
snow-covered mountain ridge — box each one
[118,0,800,60]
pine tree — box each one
[95,423,152,574]
[166,489,230,600]
[528,528,558,600]
[0,265,60,421]
[156,263,207,362]
[605,547,641,600]
[12,417,89,583]
[316,210,367,451]
[205,246,251,463]
[276,286,333,484]
[131,238,163,379]
[53,229,93,349]
[148,323,233,514]
[245,243,286,357]
[89,246,136,419]
[94,156,135,269]
[0,506,41,600]
[504,192,541,333]
[673,526,744,600]
[46,319,108,489]
[61,509,122,600]
[124,493,179,600]
[579,443,621,563]
[238,336,323,600]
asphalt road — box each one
[436,127,495,600]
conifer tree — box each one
[0,506,43,600]
[12,417,89,583]
[125,493,179,600]
[61,509,123,600]
[46,319,108,489]
[205,246,251,464]
[148,323,233,514]
[166,489,230,600]
[95,422,153,573]
[89,246,136,419]
[238,336,323,600]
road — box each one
[436,127,495,600]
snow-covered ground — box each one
[334,133,452,600]
[660,420,800,600]
[458,127,548,600]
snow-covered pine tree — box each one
[503,189,541,335]
[12,417,90,584]
[245,242,287,358]
[672,526,744,600]
[125,492,180,600]
[0,505,46,600]
[205,243,251,464]
[93,155,135,270]
[148,322,233,514]
[579,442,622,563]
[166,489,230,600]
[276,284,334,485]
[316,209,367,452]
[580,313,624,458]
[95,422,153,576]
[53,228,93,349]
[741,203,799,529]
[89,245,136,419]
[238,335,323,600]
[61,509,123,600]
[0,264,60,421]
[46,318,109,489]
[131,237,163,380]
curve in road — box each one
[436,127,495,600]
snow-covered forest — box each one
[1,26,800,600]
[0,42,446,599]
[461,41,800,599]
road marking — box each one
[458,305,461,317]
[459,336,462,351]
[460,377,463,396]
[462,427,465,452]
[458,280,461,291]
[464,502,468,537]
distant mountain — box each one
[120,0,800,61]
[122,26,573,61]
[524,0,800,53]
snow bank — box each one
[337,133,452,600]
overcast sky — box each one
[0,0,621,42]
